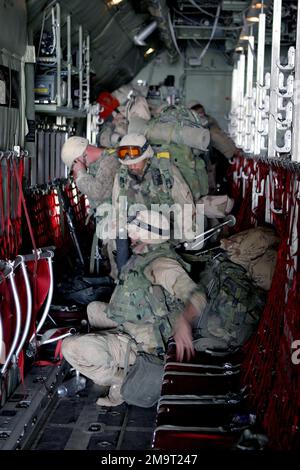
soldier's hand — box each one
[72,160,86,178]
[174,314,195,363]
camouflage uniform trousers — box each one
[62,302,137,406]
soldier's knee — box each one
[61,336,77,362]
[87,301,117,329]
[87,301,105,323]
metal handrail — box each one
[1,263,22,375]
[29,251,54,343]
[14,257,33,359]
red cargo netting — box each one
[261,188,300,450]
[25,188,65,249]
[228,156,300,450]
[262,270,300,450]
[227,154,243,203]
[227,157,256,232]
[24,178,94,262]
[64,180,88,231]
[227,157,272,232]
[252,161,269,226]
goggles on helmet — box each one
[117,141,149,160]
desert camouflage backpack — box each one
[193,253,266,351]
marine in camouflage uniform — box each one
[97,133,199,245]
[61,136,120,208]
[62,139,120,278]
[189,102,237,160]
[62,210,207,407]
[189,102,238,194]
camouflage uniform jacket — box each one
[106,243,206,352]
[76,150,120,209]
[111,155,197,243]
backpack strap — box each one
[155,153,174,190]
[119,165,128,190]
[123,338,133,378]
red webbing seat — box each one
[227,156,300,450]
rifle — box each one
[55,181,85,265]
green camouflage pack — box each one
[147,107,209,201]
[193,253,266,351]
[154,143,208,200]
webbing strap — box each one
[17,159,23,218]
[12,158,40,358]
[227,155,243,202]
[16,158,24,251]
[233,159,256,232]
[0,161,5,250]
[89,231,98,274]
[254,161,269,225]
[6,158,13,256]
[12,158,37,256]
[123,339,133,378]
[17,350,25,384]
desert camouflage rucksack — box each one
[193,252,266,351]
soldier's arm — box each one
[76,156,119,205]
[144,257,207,361]
[144,257,206,309]
[170,164,203,241]
[207,115,220,128]
[210,124,237,159]
[75,170,100,204]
